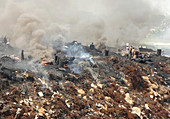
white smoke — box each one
[0,0,167,59]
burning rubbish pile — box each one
[0,40,169,119]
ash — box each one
[0,40,169,119]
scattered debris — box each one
[132,107,141,117]
[0,42,169,118]
[38,92,44,97]
[125,93,133,105]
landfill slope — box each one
[0,45,169,119]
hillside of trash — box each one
[0,41,169,119]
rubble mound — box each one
[0,49,169,118]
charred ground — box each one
[0,42,169,119]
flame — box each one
[41,61,48,65]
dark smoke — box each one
[0,0,167,59]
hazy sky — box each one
[0,0,170,50]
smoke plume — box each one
[0,0,165,59]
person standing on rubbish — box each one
[4,36,7,44]
[21,50,24,61]
[129,46,133,58]
[126,46,129,57]
[90,42,95,50]
[132,47,135,57]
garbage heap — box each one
[0,46,169,119]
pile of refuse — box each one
[0,43,169,119]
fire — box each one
[41,61,48,66]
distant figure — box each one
[125,46,129,57]
[21,50,24,60]
[105,50,109,56]
[126,46,129,52]
[90,42,95,50]
[55,54,59,65]
[135,50,140,58]
[4,36,7,44]
[129,46,133,58]
[132,47,135,57]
